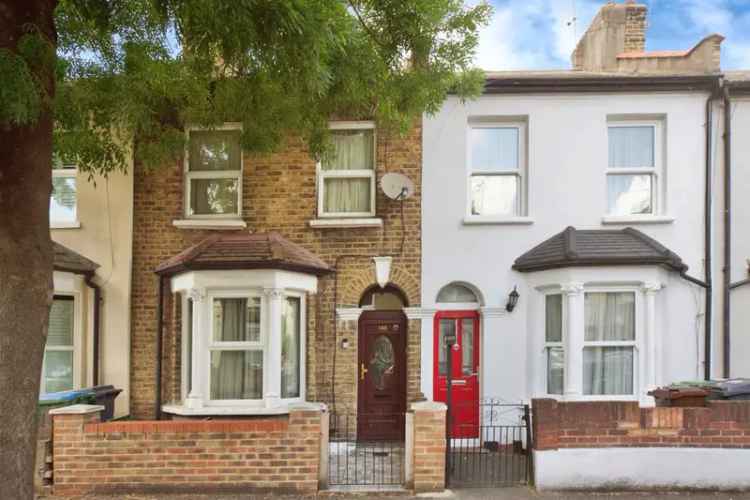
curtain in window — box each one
[583,292,635,395]
[545,295,562,342]
[607,174,652,215]
[210,351,262,400]
[608,126,654,168]
[322,130,373,213]
[44,298,75,393]
[281,297,301,398]
[213,298,247,341]
[470,127,518,170]
[545,294,563,395]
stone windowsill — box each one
[462,216,534,226]
[162,403,293,417]
[601,215,675,225]
[172,219,247,230]
[51,220,81,229]
[308,218,383,229]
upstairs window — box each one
[607,122,662,216]
[42,296,75,394]
[468,122,526,217]
[50,165,78,226]
[185,127,242,218]
[318,123,376,218]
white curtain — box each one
[583,293,635,395]
[322,130,372,213]
[281,297,301,398]
[210,298,262,399]
[608,126,654,168]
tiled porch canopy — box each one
[155,232,330,416]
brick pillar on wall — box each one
[410,401,447,493]
[49,405,104,497]
[532,398,560,451]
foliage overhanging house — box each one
[43,0,750,495]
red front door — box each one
[433,311,479,438]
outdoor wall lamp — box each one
[341,338,350,350]
[506,286,520,312]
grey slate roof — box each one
[53,241,99,275]
[155,231,331,276]
[512,226,687,273]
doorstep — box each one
[320,485,412,496]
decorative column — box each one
[561,283,584,399]
[185,287,206,409]
[264,288,284,408]
[643,282,662,399]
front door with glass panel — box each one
[357,311,406,441]
[434,311,480,438]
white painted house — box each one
[419,1,747,415]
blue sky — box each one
[472,0,750,71]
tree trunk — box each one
[0,1,57,498]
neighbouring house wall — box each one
[571,2,646,71]
[729,97,750,378]
[51,405,323,496]
[421,92,714,404]
[130,127,422,419]
[532,398,750,490]
[51,167,134,418]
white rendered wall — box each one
[535,448,750,491]
[421,92,713,403]
[729,97,750,378]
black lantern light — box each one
[506,286,520,312]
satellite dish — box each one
[381,173,415,201]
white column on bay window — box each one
[643,282,662,396]
[561,283,584,398]
[186,287,206,409]
[264,287,284,408]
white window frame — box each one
[581,288,640,400]
[50,165,79,228]
[281,290,306,401]
[184,123,243,220]
[605,120,664,217]
[544,292,564,397]
[41,292,83,395]
[206,290,265,407]
[466,121,527,218]
[316,121,376,219]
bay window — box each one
[583,292,636,396]
[468,122,526,217]
[281,296,301,399]
[607,121,662,216]
[317,122,376,218]
[545,294,564,395]
[185,126,242,218]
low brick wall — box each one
[533,399,750,450]
[410,401,447,493]
[51,404,323,496]
[532,399,750,490]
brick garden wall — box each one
[130,125,422,418]
[52,406,323,496]
[533,399,750,450]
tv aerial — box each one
[381,173,415,201]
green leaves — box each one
[6,0,491,175]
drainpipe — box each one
[85,274,102,386]
[155,275,165,420]
[703,92,714,380]
[722,85,732,379]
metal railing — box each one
[446,399,532,488]
[328,412,405,487]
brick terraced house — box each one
[130,121,423,432]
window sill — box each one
[172,219,247,230]
[51,220,81,229]
[601,215,675,225]
[462,216,534,226]
[309,218,383,229]
[162,403,292,416]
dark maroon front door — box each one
[357,311,407,441]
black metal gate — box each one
[328,412,405,487]
[446,399,532,488]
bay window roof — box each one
[512,226,687,273]
[53,241,99,275]
[155,231,331,276]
